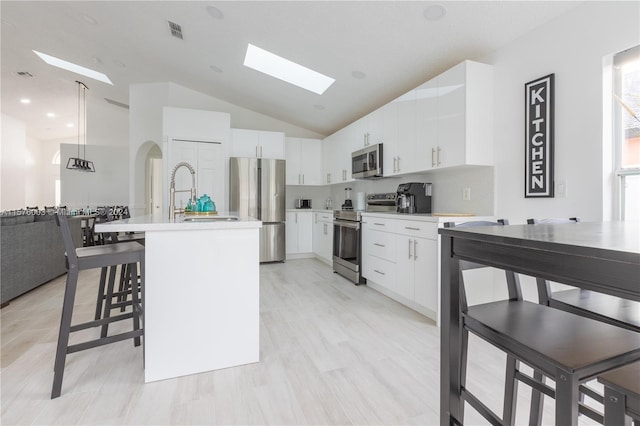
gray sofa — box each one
[1,211,82,305]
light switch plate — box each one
[462,187,471,201]
[555,180,567,198]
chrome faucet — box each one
[169,162,197,220]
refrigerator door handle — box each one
[256,165,262,219]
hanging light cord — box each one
[76,81,89,160]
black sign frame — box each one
[524,73,554,198]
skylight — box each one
[33,50,113,85]
[243,44,334,95]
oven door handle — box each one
[334,220,360,230]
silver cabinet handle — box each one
[315,213,318,224]
[405,226,420,231]
[302,174,305,184]
[374,269,385,276]
[408,239,412,259]
[414,240,418,260]
[256,145,259,158]
[326,173,331,184]
[431,147,436,167]
[373,222,385,226]
[437,146,441,166]
[374,243,385,247]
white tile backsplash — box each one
[327,166,494,215]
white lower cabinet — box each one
[312,211,333,264]
[396,235,438,313]
[286,211,313,255]
[362,215,439,321]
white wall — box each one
[1,114,26,210]
[481,1,639,224]
[24,135,44,207]
[60,143,129,208]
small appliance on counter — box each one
[366,193,397,212]
[396,182,432,214]
[295,199,312,209]
[341,187,353,210]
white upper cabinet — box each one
[285,137,322,186]
[415,77,438,171]
[322,127,352,184]
[428,60,493,169]
[231,128,285,159]
[321,60,493,181]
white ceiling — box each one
[1,1,582,141]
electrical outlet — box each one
[555,180,567,198]
[462,187,471,201]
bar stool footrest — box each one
[67,329,143,354]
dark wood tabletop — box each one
[438,221,640,425]
[439,221,640,301]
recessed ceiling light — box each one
[20,98,31,104]
[47,112,56,118]
[66,123,74,128]
[33,50,113,85]
[209,65,223,73]
[424,4,447,21]
[243,44,335,95]
[313,104,325,111]
[206,6,224,19]
[351,70,366,79]
[81,13,98,25]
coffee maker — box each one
[396,183,432,214]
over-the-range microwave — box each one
[352,143,383,179]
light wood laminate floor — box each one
[1,258,601,425]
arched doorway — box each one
[132,141,162,217]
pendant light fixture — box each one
[66,81,95,172]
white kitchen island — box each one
[96,214,261,382]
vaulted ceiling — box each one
[1,1,581,141]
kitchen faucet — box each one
[169,162,197,220]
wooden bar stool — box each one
[444,220,640,425]
[52,211,145,399]
[598,361,640,426]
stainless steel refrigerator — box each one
[229,157,286,262]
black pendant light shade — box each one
[66,81,95,172]
[66,157,95,172]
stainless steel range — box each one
[333,209,365,285]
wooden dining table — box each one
[438,221,640,425]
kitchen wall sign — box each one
[524,73,554,198]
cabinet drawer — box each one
[365,230,396,262]
[363,255,395,288]
[315,212,333,223]
[393,220,438,240]
[363,217,397,230]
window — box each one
[613,45,640,220]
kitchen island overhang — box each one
[96,214,262,383]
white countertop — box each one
[361,211,493,223]
[95,213,262,233]
[286,208,333,213]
